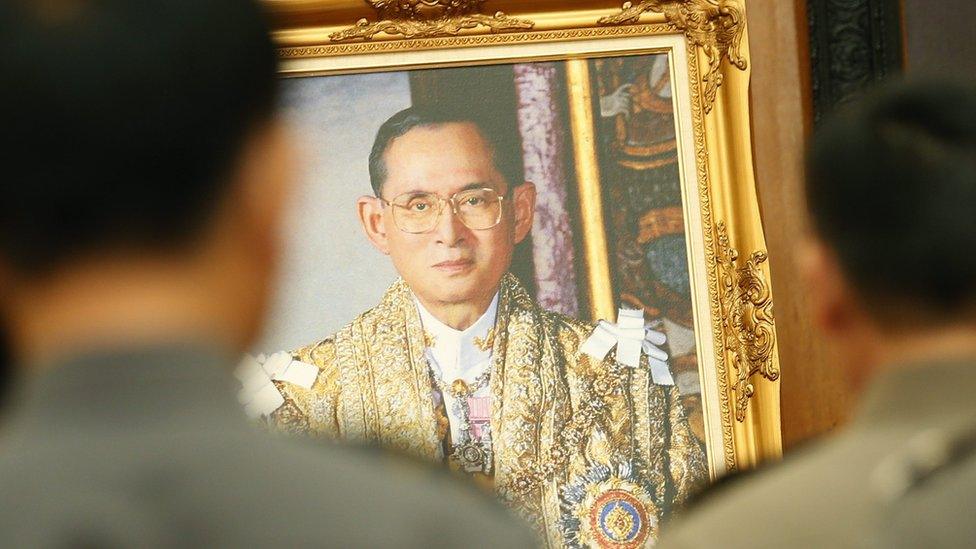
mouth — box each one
[432,258,475,274]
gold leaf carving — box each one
[598,0,747,113]
[472,327,495,352]
[715,221,778,422]
[330,0,534,42]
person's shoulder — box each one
[290,296,393,358]
[536,309,629,387]
[877,423,976,548]
[288,299,390,368]
[659,467,807,547]
[659,435,863,548]
[224,436,538,547]
[292,335,338,367]
[541,309,595,348]
[0,426,536,547]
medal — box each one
[451,439,494,474]
[428,367,493,474]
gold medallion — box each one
[450,378,470,397]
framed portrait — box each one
[260,0,781,504]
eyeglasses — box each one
[379,187,506,234]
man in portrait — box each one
[260,106,708,546]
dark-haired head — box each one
[368,107,524,197]
[0,0,288,359]
[356,105,535,323]
[807,79,976,328]
[0,0,279,276]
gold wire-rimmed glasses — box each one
[379,187,506,234]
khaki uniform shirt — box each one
[0,345,536,548]
[660,359,976,548]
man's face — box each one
[367,122,531,308]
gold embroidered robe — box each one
[272,273,707,547]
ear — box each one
[800,239,856,336]
[357,195,391,255]
[233,118,296,265]
[511,182,536,244]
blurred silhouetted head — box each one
[0,0,289,360]
[807,80,976,328]
[0,0,279,276]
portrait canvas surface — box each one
[262,51,710,448]
[254,3,784,541]
[256,0,781,547]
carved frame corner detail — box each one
[598,0,747,113]
[714,221,779,422]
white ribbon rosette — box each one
[234,351,319,419]
[580,308,675,386]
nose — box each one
[432,201,466,246]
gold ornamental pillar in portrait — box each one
[266,0,782,473]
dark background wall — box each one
[749,0,853,450]
[902,0,976,76]
[755,0,976,450]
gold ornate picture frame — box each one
[264,0,782,477]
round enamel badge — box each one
[589,489,650,548]
[559,463,659,548]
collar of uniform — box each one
[8,342,243,433]
[414,292,498,383]
[854,357,976,428]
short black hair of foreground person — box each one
[0,0,278,276]
[368,106,526,197]
[807,80,976,323]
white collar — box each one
[414,292,499,382]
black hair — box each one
[0,0,278,276]
[807,79,976,321]
[367,106,525,197]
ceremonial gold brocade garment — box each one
[271,273,707,547]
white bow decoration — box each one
[580,308,675,386]
[234,351,319,419]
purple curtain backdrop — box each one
[514,63,580,317]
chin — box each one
[431,287,479,305]
[409,267,503,305]
[422,278,482,305]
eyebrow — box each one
[397,182,498,197]
[459,182,496,193]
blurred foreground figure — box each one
[0,1,534,546]
[661,80,976,548]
